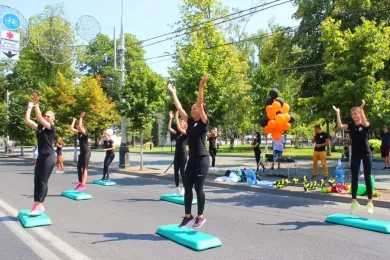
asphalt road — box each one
[1,156,390,260]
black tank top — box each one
[78,132,90,154]
[175,133,188,156]
[103,139,114,155]
[56,145,62,156]
[186,118,209,157]
[36,124,56,155]
[253,138,260,153]
[208,136,217,150]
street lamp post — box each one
[118,0,129,168]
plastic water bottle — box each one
[335,159,344,184]
[246,169,256,185]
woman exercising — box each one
[168,111,188,196]
[168,75,209,229]
[24,92,56,216]
[70,112,91,191]
[207,129,219,171]
[98,133,115,180]
[333,100,374,214]
[56,137,65,174]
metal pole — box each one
[118,0,129,168]
[5,90,9,154]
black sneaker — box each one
[179,215,194,228]
[193,217,206,229]
[311,175,318,180]
[382,167,388,170]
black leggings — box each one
[34,153,56,202]
[103,153,115,178]
[184,155,209,216]
[254,150,264,169]
[351,152,373,199]
[174,153,187,187]
[77,151,91,183]
[209,148,217,167]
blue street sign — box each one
[2,13,20,31]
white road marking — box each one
[0,198,92,260]
[0,208,61,260]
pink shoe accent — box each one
[29,204,45,216]
[74,184,81,190]
[75,184,86,191]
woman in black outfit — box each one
[24,92,56,216]
[251,132,265,173]
[333,100,374,214]
[70,112,91,191]
[98,133,115,180]
[168,110,188,196]
[207,129,219,171]
[168,75,209,229]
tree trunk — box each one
[73,134,78,162]
[326,121,331,156]
[140,129,144,171]
[20,141,24,156]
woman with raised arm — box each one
[167,75,209,229]
[69,112,91,191]
[168,110,188,196]
[98,132,115,181]
[24,93,56,216]
[332,100,374,214]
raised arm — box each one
[175,111,186,135]
[97,136,104,146]
[167,111,177,135]
[69,118,78,134]
[24,102,38,130]
[31,93,52,130]
[332,105,348,130]
[167,84,188,122]
[78,112,87,136]
[359,100,370,127]
[197,75,208,124]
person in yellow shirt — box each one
[311,125,330,180]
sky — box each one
[1,0,300,77]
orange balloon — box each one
[272,101,281,112]
[282,103,290,114]
[268,120,276,129]
[275,114,285,124]
[272,132,282,141]
[266,105,273,113]
[284,113,291,123]
[275,123,285,132]
[264,125,271,134]
[284,123,291,131]
[267,111,276,120]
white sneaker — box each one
[179,188,185,196]
[55,170,59,174]
[172,188,181,196]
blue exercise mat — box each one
[18,209,52,228]
[160,194,197,205]
[156,224,222,251]
[255,181,275,187]
[61,190,92,200]
[92,179,116,186]
[325,213,390,234]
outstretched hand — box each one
[200,75,208,87]
[361,99,366,108]
[167,83,176,93]
[332,105,340,113]
[80,112,86,118]
[175,111,179,118]
[169,111,173,118]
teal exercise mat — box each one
[92,179,116,186]
[156,224,222,251]
[160,194,197,205]
[325,213,390,234]
[61,190,92,200]
[18,209,52,228]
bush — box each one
[368,139,381,153]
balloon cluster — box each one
[259,88,295,141]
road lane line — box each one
[0,199,92,260]
[0,208,61,260]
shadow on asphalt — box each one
[0,158,33,167]
[207,192,337,209]
[69,231,166,244]
[257,220,335,231]
[0,216,19,222]
[112,198,161,203]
